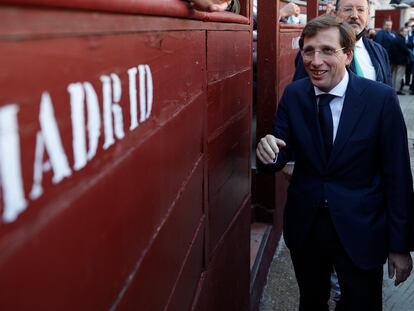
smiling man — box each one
[294,0,392,86]
[257,15,413,311]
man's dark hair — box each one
[299,14,356,53]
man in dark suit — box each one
[375,19,396,56]
[293,0,392,86]
[388,27,411,94]
[257,15,413,311]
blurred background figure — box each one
[366,28,376,40]
[389,27,411,94]
[280,2,301,24]
[404,21,413,88]
[184,0,240,12]
[374,19,395,55]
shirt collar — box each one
[355,38,364,49]
[314,70,349,98]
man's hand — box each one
[388,252,413,286]
[188,0,230,12]
[256,135,286,165]
[280,3,300,19]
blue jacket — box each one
[269,71,413,269]
[374,29,395,55]
[293,37,392,86]
[388,33,411,65]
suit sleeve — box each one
[380,90,414,252]
[271,89,294,170]
[257,89,294,172]
[374,31,384,46]
[378,45,392,87]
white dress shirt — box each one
[273,71,350,163]
[314,70,349,142]
[354,38,376,81]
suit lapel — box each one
[363,37,383,83]
[328,73,366,167]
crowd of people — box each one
[374,18,414,95]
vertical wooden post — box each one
[307,0,320,21]
[255,0,279,219]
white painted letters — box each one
[68,82,101,171]
[2,64,154,223]
[30,92,72,201]
[128,67,139,131]
[128,65,153,131]
[101,74,125,150]
[0,105,28,223]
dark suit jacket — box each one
[389,33,411,65]
[293,37,392,86]
[374,29,395,54]
[269,71,413,269]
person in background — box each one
[388,27,411,95]
[408,24,414,95]
[374,19,395,56]
[187,0,300,23]
[257,14,414,311]
[325,1,336,15]
[366,28,376,40]
[280,2,301,24]
[184,0,240,12]
[404,21,413,87]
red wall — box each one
[0,2,251,310]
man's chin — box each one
[350,24,363,34]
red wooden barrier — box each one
[0,1,252,310]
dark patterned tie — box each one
[318,94,336,159]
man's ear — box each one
[343,49,353,66]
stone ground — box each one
[259,94,414,311]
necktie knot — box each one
[318,94,336,107]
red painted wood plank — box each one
[0,0,249,24]
[207,111,250,255]
[0,6,250,40]
[207,30,252,83]
[115,166,204,311]
[207,70,251,138]
[192,198,250,311]
[163,219,205,311]
[278,27,303,102]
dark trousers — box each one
[405,62,412,85]
[289,207,383,311]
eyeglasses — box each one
[301,47,346,60]
[339,6,368,16]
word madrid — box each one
[0,65,153,224]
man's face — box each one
[384,21,393,32]
[190,0,229,12]
[302,28,353,92]
[336,0,369,34]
